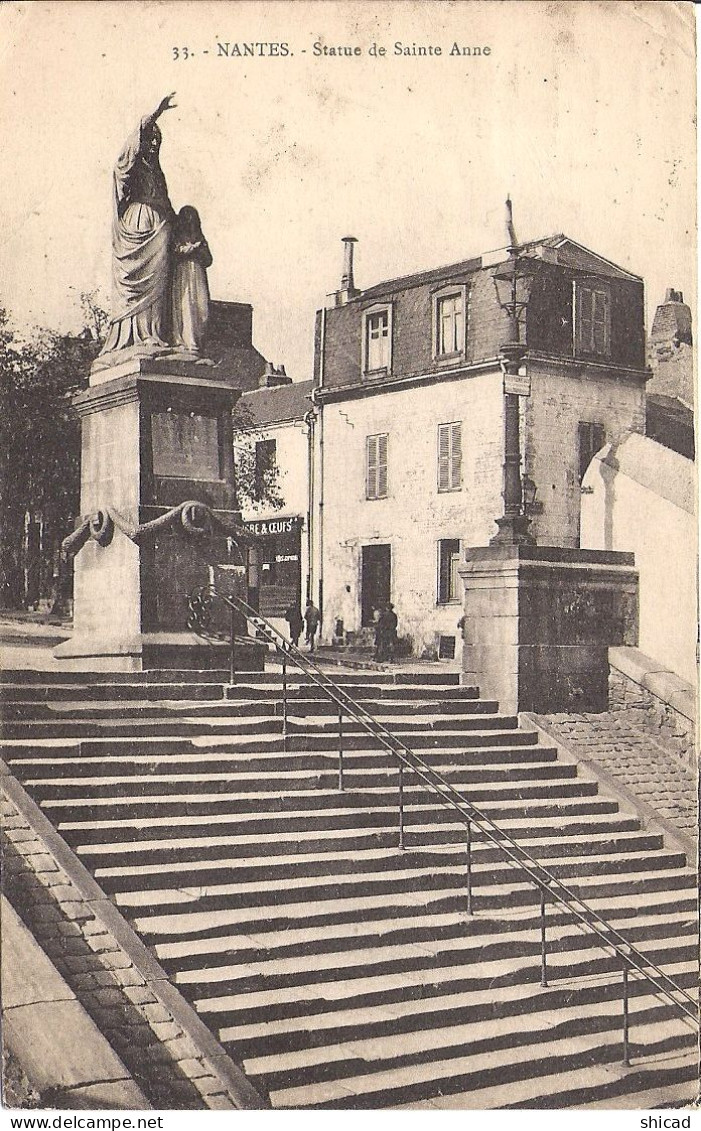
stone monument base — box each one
[57,355,268,675]
[459,545,638,715]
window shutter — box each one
[366,436,378,498]
[438,425,450,490]
[592,290,609,353]
[450,422,462,489]
[578,286,594,351]
[377,434,388,497]
[438,543,449,603]
[367,434,388,498]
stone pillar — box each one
[55,357,262,671]
[459,545,638,714]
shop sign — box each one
[243,516,302,536]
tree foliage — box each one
[0,309,99,608]
[231,399,285,513]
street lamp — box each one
[521,474,538,516]
[490,199,536,547]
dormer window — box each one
[362,304,392,375]
[433,284,467,362]
[574,281,611,357]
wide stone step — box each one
[90,829,667,893]
[0,716,531,746]
[226,682,479,701]
[191,941,696,1028]
[160,904,699,997]
[168,908,696,998]
[481,1051,698,1111]
[55,795,624,845]
[130,867,698,942]
[7,743,559,779]
[22,759,578,800]
[109,849,689,916]
[33,778,609,820]
[71,813,644,864]
[217,956,698,1062]
[0,668,233,685]
[157,890,695,963]
[266,1008,697,1109]
[1,710,521,740]
[0,687,497,714]
[247,988,696,1100]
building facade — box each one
[311,235,647,657]
[234,378,315,636]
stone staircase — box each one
[1,666,698,1109]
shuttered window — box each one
[437,422,462,492]
[366,433,389,499]
[575,284,611,356]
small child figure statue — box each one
[170,205,213,355]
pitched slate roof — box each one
[354,235,641,302]
[238,379,316,427]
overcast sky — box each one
[1,0,696,378]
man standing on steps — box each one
[284,600,304,648]
[383,602,398,662]
[304,599,320,652]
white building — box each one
[233,235,650,659]
[309,235,647,658]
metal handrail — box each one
[188,582,699,1037]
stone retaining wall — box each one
[608,646,696,770]
[1,766,265,1111]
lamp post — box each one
[490,202,536,547]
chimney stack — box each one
[259,361,292,388]
[651,287,693,349]
[337,236,359,306]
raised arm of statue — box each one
[113,95,177,218]
[100,95,178,357]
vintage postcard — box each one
[0,0,697,1122]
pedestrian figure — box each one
[372,607,384,661]
[304,599,321,651]
[381,602,398,661]
[285,601,304,648]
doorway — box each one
[361,544,391,627]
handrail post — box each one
[229,604,236,685]
[622,957,631,1066]
[398,762,405,850]
[281,651,288,754]
[466,818,473,916]
[338,707,344,791]
[539,885,548,987]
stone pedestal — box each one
[55,356,264,671]
[459,546,638,714]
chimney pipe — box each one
[337,236,359,305]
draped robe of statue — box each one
[101,117,173,354]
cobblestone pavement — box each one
[535,712,698,842]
